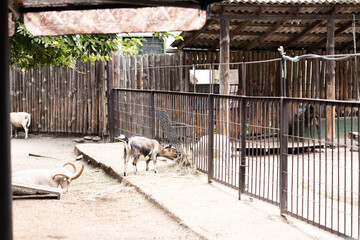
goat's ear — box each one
[164,144,172,149]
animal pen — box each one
[107,52,360,239]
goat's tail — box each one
[26,114,31,127]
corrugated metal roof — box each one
[171,1,360,51]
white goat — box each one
[116,135,178,176]
[193,134,231,160]
[10,112,31,139]
[12,162,84,195]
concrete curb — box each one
[74,145,210,240]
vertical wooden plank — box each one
[136,55,143,89]
[117,54,123,89]
[169,55,175,91]
[178,50,184,92]
[143,54,149,90]
[335,50,341,99]
[91,62,97,133]
[148,54,154,90]
[125,55,130,89]
[49,66,54,131]
[130,55,136,89]
[113,53,120,88]
[160,55,165,90]
[155,54,161,90]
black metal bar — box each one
[1,1,13,239]
[280,59,289,214]
[208,94,214,183]
[239,97,247,199]
[358,106,360,240]
[242,63,246,96]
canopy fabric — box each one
[23,7,206,36]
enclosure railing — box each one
[107,54,360,239]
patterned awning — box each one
[23,7,206,36]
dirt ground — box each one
[11,133,202,240]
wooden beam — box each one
[311,21,353,51]
[211,13,359,21]
[245,20,289,50]
[8,0,21,18]
[178,20,214,49]
[339,32,360,51]
[209,20,251,51]
[283,20,323,48]
[326,19,336,143]
[244,7,301,50]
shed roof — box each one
[171,0,360,51]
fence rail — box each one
[110,87,360,239]
[108,52,360,239]
[9,50,360,136]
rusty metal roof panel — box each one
[170,1,360,51]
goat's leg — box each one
[10,125,13,138]
[22,123,28,139]
[14,127,18,139]
[145,159,151,171]
[153,156,158,174]
[123,151,130,176]
[132,157,139,175]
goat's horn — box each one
[63,162,77,173]
[71,164,84,180]
[53,173,71,180]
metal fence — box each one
[107,54,360,239]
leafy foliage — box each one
[153,32,183,42]
[9,20,183,70]
[9,20,141,70]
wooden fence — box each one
[10,61,108,136]
[10,50,360,135]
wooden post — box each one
[219,18,230,137]
[0,4,13,238]
[326,19,336,143]
[220,18,230,95]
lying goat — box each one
[10,112,31,139]
[116,135,178,176]
[12,162,84,195]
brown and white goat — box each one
[116,135,178,176]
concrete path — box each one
[75,142,342,240]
